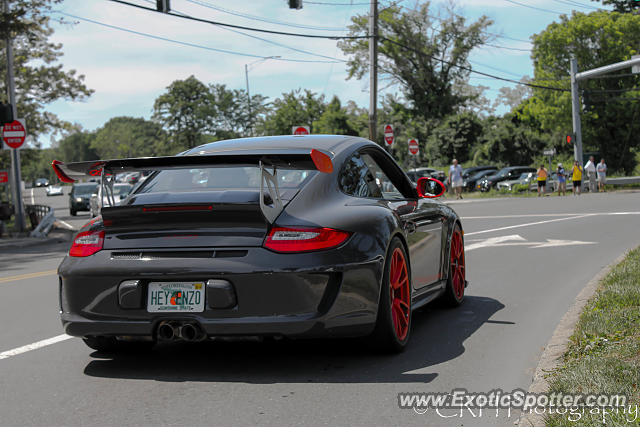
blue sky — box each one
[40,0,610,147]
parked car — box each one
[463,169,497,192]
[406,167,446,183]
[462,165,497,181]
[34,178,50,187]
[477,166,537,192]
[69,182,98,216]
[527,172,559,193]
[52,135,467,354]
[497,172,535,191]
[46,185,64,196]
[89,183,133,217]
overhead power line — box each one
[52,11,340,63]
[551,0,600,10]
[379,37,570,92]
[184,0,348,31]
[503,0,565,15]
[107,0,369,39]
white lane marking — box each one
[0,334,72,361]
[57,220,74,230]
[463,212,640,220]
[466,235,596,251]
[464,214,594,237]
[465,235,525,251]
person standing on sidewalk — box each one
[571,160,583,196]
[449,159,464,200]
[536,165,548,197]
[556,163,567,196]
[597,158,607,192]
[584,156,597,193]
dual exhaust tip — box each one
[157,321,205,342]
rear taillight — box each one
[264,227,350,253]
[69,230,105,257]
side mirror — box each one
[417,177,445,198]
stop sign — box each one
[384,124,394,146]
[2,119,26,149]
[0,170,8,184]
[408,139,419,155]
[292,126,310,135]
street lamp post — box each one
[244,56,279,136]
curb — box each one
[517,251,629,427]
[0,228,75,250]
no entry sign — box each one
[384,124,394,146]
[408,139,419,155]
[292,126,310,135]
[0,170,8,184]
[2,119,26,149]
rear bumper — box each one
[58,243,385,339]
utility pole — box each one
[3,0,25,232]
[368,0,378,144]
[570,55,640,165]
[245,64,252,136]
[569,56,583,166]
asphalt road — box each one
[2,190,639,426]
[24,185,91,231]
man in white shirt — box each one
[584,156,597,193]
[449,159,464,200]
[596,158,607,192]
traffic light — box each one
[565,134,575,145]
[0,104,13,125]
[156,0,170,13]
[288,0,303,9]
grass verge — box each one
[545,247,640,426]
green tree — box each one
[425,112,483,165]
[259,89,325,135]
[591,0,640,13]
[521,10,640,173]
[209,83,266,139]
[338,3,492,122]
[91,117,168,159]
[0,0,93,143]
[473,116,548,166]
[313,96,358,136]
[153,76,215,150]
[55,131,98,163]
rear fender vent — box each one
[111,250,248,260]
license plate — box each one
[147,282,205,313]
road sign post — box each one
[3,0,25,232]
[0,170,8,184]
[292,126,310,135]
[408,139,419,156]
[384,124,394,146]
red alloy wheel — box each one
[450,229,466,300]
[389,247,410,340]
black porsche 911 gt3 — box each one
[52,135,466,353]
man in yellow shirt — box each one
[571,161,583,196]
[536,165,548,197]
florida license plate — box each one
[147,282,205,313]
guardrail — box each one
[25,204,55,238]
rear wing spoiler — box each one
[52,148,334,224]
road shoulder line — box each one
[518,251,629,427]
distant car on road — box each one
[477,166,536,192]
[89,183,133,217]
[46,185,64,196]
[69,182,98,216]
[34,178,50,187]
[463,169,496,192]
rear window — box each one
[137,166,316,194]
[73,183,98,195]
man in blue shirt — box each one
[449,159,464,200]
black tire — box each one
[82,336,154,354]
[440,224,466,307]
[368,237,412,353]
[70,209,77,216]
